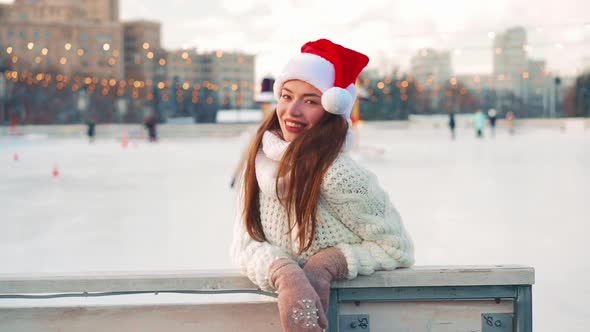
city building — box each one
[123,20,166,83]
[410,48,453,111]
[523,59,552,117]
[493,27,555,117]
[167,49,256,109]
[583,57,590,74]
[166,48,202,84]
[410,48,452,87]
[0,0,124,79]
[493,27,527,96]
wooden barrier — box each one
[0,265,534,332]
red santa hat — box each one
[273,39,369,120]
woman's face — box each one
[276,80,325,142]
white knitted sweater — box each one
[230,131,414,292]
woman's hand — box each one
[269,258,326,331]
[303,247,348,320]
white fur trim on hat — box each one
[273,53,335,100]
[273,53,357,118]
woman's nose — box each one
[286,99,303,116]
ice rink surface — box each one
[1,124,589,331]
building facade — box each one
[410,48,453,111]
[167,49,255,109]
[493,27,527,96]
[0,0,124,79]
[493,27,553,117]
[123,20,165,82]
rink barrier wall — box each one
[0,118,587,139]
[0,265,534,332]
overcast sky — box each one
[3,0,589,81]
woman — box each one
[230,39,414,331]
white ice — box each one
[1,123,589,331]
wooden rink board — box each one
[0,299,513,332]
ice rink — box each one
[1,123,589,331]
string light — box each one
[65,43,71,51]
[41,47,48,55]
[6,31,562,114]
[103,43,110,51]
[27,42,34,50]
[6,46,13,54]
[143,42,150,50]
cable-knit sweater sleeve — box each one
[321,154,415,280]
[229,191,289,292]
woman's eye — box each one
[281,94,291,100]
[305,99,319,105]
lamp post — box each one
[554,76,561,118]
[0,64,7,124]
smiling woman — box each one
[230,39,414,332]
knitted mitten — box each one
[269,258,327,331]
[303,247,349,320]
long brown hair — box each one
[242,110,348,254]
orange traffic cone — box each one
[52,164,59,178]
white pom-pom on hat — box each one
[322,87,353,116]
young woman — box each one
[230,39,414,331]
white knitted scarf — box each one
[255,130,353,199]
[255,131,289,199]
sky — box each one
[2,0,589,81]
